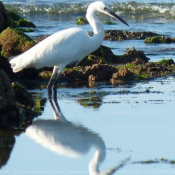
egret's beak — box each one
[105,8,129,27]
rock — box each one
[0,69,19,127]
[0,1,36,32]
[76,17,88,25]
[110,68,135,83]
[145,36,175,43]
[0,69,40,128]
[11,82,35,108]
[61,67,85,82]
[0,69,16,109]
[104,30,159,41]
[118,47,149,63]
[85,64,117,81]
[79,45,116,66]
[0,53,13,78]
[0,2,10,32]
[80,46,149,65]
[0,132,15,169]
[0,28,36,57]
[17,18,36,28]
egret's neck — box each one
[86,9,104,48]
[86,11,104,35]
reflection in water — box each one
[0,130,16,169]
[0,94,47,170]
[26,99,129,175]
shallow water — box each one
[1,0,175,174]
[1,76,175,174]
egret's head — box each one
[89,1,129,26]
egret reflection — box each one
[26,99,129,175]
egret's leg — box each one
[53,73,60,100]
[47,66,59,98]
[52,64,66,100]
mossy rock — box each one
[76,17,88,25]
[113,58,175,82]
[8,11,23,21]
[11,82,35,108]
[0,28,36,57]
[79,45,118,66]
[104,30,160,41]
[0,1,36,31]
[112,68,135,80]
[8,11,36,29]
[117,47,149,63]
[77,97,102,108]
[61,66,85,82]
[17,27,35,33]
[158,58,174,66]
[17,18,36,28]
[145,36,174,43]
[85,64,118,81]
[104,21,116,25]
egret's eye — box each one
[104,7,107,10]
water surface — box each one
[0,0,175,174]
[1,77,175,174]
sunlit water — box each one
[1,0,175,174]
[1,76,175,175]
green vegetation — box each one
[11,82,35,108]
[0,28,36,57]
[158,58,174,66]
[76,17,88,25]
[104,21,116,25]
[32,93,47,114]
[77,97,102,108]
[17,27,35,33]
[8,11,36,28]
[17,18,36,28]
[145,36,175,43]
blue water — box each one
[1,1,175,174]
[1,77,175,175]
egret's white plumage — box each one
[10,28,93,72]
[9,1,129,98]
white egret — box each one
[9,1,129,99]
